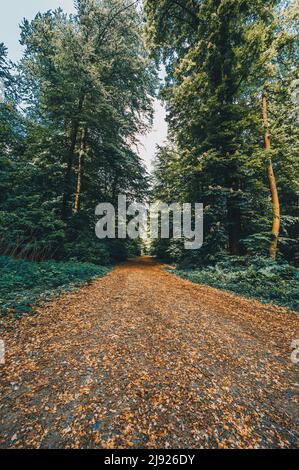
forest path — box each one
[0,257,298,448]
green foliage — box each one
[146,0,299,265]
[0,255,110,317]
[173,257,299,312]
[0,1,156,263]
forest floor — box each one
[0,257,298,449]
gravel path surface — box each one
[0,257,298,448]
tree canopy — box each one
[0,0,156,263]
[145,0,298,265]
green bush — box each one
[0,256,111,317]
[172,257,299,312]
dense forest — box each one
[145,0,298,310]
[146,0,298,264]
[0,0,298,312]
[0,0,299,452]
[0,0,156,264]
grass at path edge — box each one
[0,256,111,318]
[167,258,299,312]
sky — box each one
[0,0,168,171]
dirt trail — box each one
[0,257,298,448]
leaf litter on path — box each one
[0,257,298,448]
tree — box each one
[145,0,298,264]
[262,91,280,259]
[0,1,156,262]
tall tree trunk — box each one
[62,95,85,221]
[226,173,241,255]
[262,92,280,259]
[74,126,87,214]
[227,204,241,255]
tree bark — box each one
[62,95,85,221]
[228,204,241,255]
[262,92,280,259]
[74,126,87,214]
[227,177,242,256]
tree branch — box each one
[172,0,199,22]
[97,0,140,47]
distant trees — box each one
[145,0,298,265]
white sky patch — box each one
[1,0,75,62]
[137,97,168,172]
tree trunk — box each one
[262,92,280,260]
[228,204,241,255]
[62,95,85,221]
[225,173,241,256]
[74,126,87,214]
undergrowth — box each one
[171,257,299,312]
[0,256,111,317]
